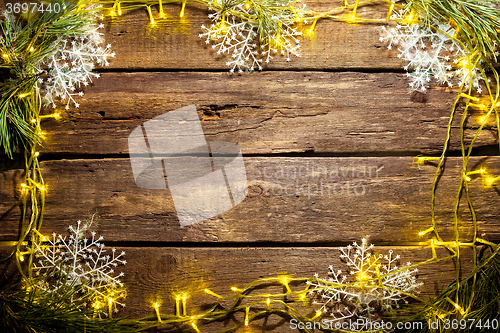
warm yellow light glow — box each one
[245,2,251,10]
[34,152,39,157]
[18,93,28,98]
[231,286,243,292]
[153,302,162,322]
[180,1,186,17]
[466,168,486,176]
[402,10,418,24]
[204,289,222,298]
[266,297,271,306]
[418,227,434,236]
[182,296,187,316]
[460,93,480,102]
[414,156,440,165]
[477,115,488,125]
[19,255,24,262]
[2,53,8,58]
[482,175,500,187]
[191,322,201,333]
[21,183,26,188]
[344,12,360,24]
[108,297,114,318]
[159,0,164,17]
[311,309,322,320]
[357,272,369,281]
[93,301,102,309]
[175,296,181,316]
[31,118,37,123]
[386,3,395,20]
[244,306,250,326]
[458,57,470,69]
[29,47,34,52]
[147,6,155,25]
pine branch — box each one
[406,0,500,61]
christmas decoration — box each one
[198,0,303,72]
[0,0,500,332]
[32,218,126,318]
[307,238,421,331]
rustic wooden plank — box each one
[1,156,500,243]
[97,246,473,329]
[39,72,496,155]
[0,245,474,330]
[102,1,401,70]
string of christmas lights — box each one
[1,0,500,332]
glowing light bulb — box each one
[482,175,500,188]
[159,0,164,17]
[204,289,222,298]
[180,1,186,17]
[147,6,155,25]
[244,306,249,326]
[311,309,322,320]
[418,227,434,236]
[191,322,201,333]
[182,296,187,316]
[153,302,161,322]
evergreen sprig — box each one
[405,248,500,332]
[406,0,500,61]
[0,277,135,333]
[0,0,97,158]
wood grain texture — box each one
[92,246,472,330]
[2,156,500,243]
[102,1,401,71]
[0,245,471,330]
[39,72,497,155]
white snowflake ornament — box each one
[308,237,421,332]
[32,219,126,317]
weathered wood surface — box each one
[0,245,474,329]
[2,156,500,243]
[38,72,496,155]
[102,1,401,71]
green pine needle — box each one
[406,0,500,62]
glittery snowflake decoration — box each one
[32,219,126,317]
[199,0,303,72]
[38,6,114,109]
[380,9,486,93]
[307,237,421,332]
